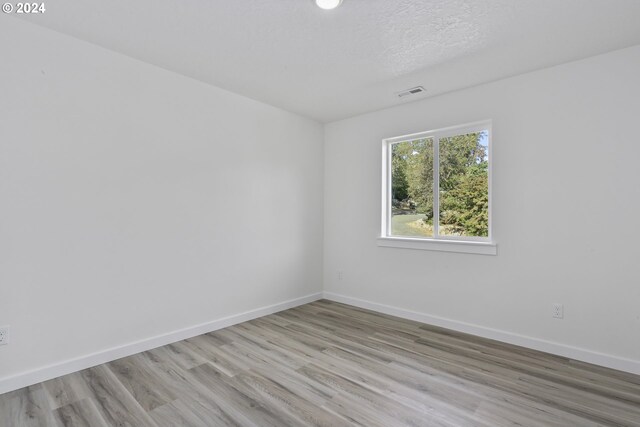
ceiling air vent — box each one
[397,86,425,98]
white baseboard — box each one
[0,292,323,395]
[323,292,640,376]
[4,290,637,395]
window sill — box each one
[377,237,497,255]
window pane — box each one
[390,138,434,238]
[439,131,489,237]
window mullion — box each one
[433,136,440,239]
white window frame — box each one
[378,120,496,255]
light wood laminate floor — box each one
[1,300,640,426]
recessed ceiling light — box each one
[315,0,343,10]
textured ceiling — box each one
[15,0,640,122]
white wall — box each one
[0,17,324,387]
[324,45,640,371]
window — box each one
[379,121,495,255]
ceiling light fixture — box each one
[315,0,343,10]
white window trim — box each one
[379,120,496,255]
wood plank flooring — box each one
[1,300,639,426]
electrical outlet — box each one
[0,326,9,346]
[552,304,564,319]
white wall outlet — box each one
[0,326,9,345]
[337,270,343,281]
[552,304,564,319]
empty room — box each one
[1,1,640,426]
